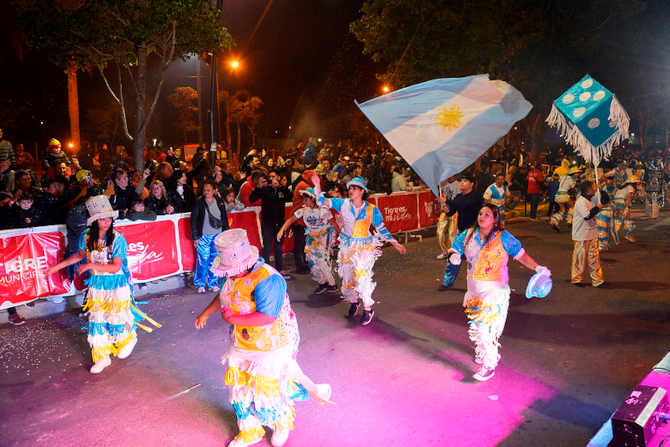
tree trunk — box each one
[236,121,241,159]
[225,106,231,150]
[67,63,81,154]
[132,45,147,170]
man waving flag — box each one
[356,75,532,195]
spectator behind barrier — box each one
[126,199,157,221]
[145,180,174,215]
[11,192,42,228]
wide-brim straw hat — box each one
[210,228,259,277]
[86,195,118,226]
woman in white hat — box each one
[195,228,331,447]
[276,187,337,295]
[311,174,406,326]
[47,195,159,374]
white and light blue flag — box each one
[356,75,532,195]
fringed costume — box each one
[80,229,160,364]
[450,228,526,371]
[217,258,331,446]
[294,205,336,287]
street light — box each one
[229,59,240,70]
[382,84,391,93]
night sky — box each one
[0,0,379,149]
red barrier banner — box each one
[177,217,195,272]
[375,193,419,234]
[229,210,262,252]
[0,232,70,304]
[282,206,295,253]
[0,190,436,307]
[418,190,440,228]
[116,220,180,281]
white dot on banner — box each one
[562,94,575,104]
[588,118,600,129]
[581,78,594,89]
[580,92,591,102]
[593,90,606,101]
[573,107,586,118]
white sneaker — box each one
[197,287,206,293]
[473,366,495,381]
[117,334,137,359]
[436,253,448,260]
[315,383,333,403]
[271,427,290,447]
[90,356,111,374]
[209,286,220,292]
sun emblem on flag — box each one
[435,105,464,131]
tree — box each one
[350,0,646,152]
[219,90,263,161]
[16,0,233,169]
[168,86,200,144]
[14,0,85,153]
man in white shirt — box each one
[571,181,605,287]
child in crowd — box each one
[126,199,157,221]
[12,192,42,228]
[223,187,245,213]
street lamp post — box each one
[209,0,223,170]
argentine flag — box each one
[356,75,532,195]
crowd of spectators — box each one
[1,125,669,235]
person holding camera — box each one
[191,180,230,293]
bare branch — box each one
[97,64,121,103]
[116,63,133,141]
[138,78,165,136]
[125,65,138,96]
[162,21,177,69]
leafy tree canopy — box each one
[350,0,645,112]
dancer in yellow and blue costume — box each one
[312,175,406,326]
[277,187,337,294]
[483,174,508,221]
[195,229,331,447]
[448,203,549,381]
[46,195,159,374]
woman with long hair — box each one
[46,195,160,374]
[448,203,550,381]
[144,179,174,215]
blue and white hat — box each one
[301,187,316,199]
[346,176,368,192]
[525,271,553,299]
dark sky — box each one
[0,0,378,148]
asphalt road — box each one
[2,210,670,447]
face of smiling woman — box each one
[477,206,497,233]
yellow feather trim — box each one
[235,427,265,443]
[90,331,135,363]
[82,297,131,314]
